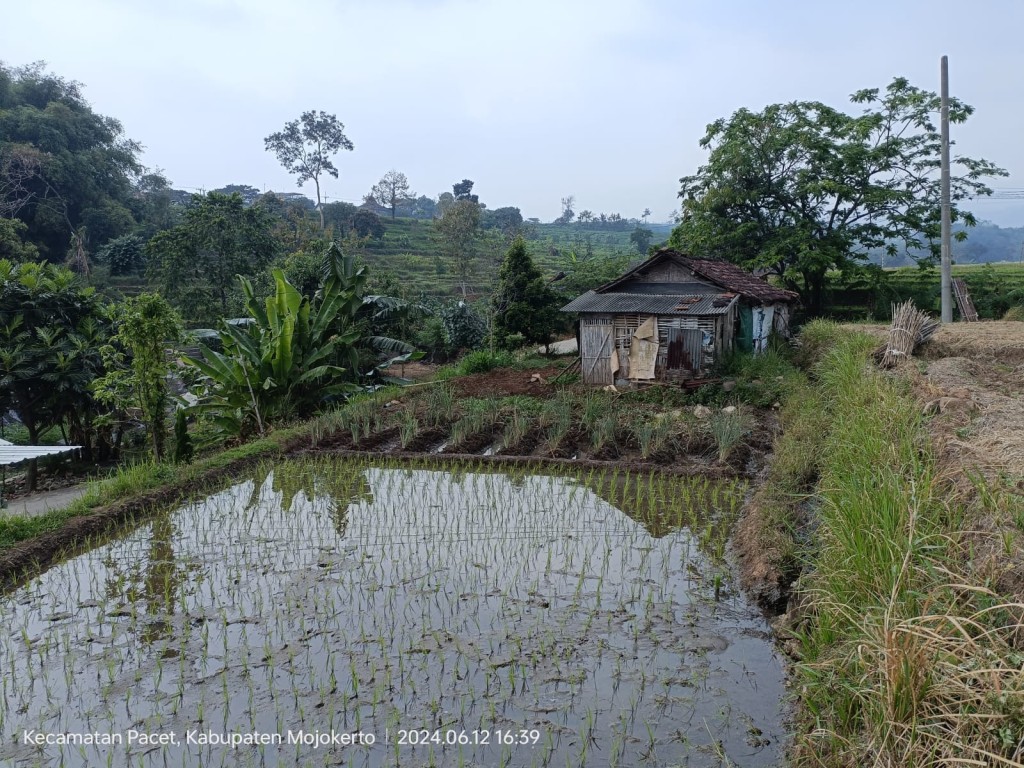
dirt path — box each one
[1,485,88,519]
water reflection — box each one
[0,460,784,768]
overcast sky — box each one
[3,0,1023,226]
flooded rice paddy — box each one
[0,459,787,767]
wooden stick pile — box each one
[877,300,940,368]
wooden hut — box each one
[561,249,799,386]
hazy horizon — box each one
[3,0,1023,227]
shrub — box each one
[455,350,514,376]
[1003,305,1024,322]
[440,300,486,353]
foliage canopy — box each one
[146,192,280,324]
[669,77,1006,310]
[264,110,353,229]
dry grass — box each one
[803,585,1024,767]
[886,321,1024,602]
[841,320,1024,362]
[782,324,1024,766]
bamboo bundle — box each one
[877,300,939,368]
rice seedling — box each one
[0,457,780,768]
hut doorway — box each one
[581,319,614,385]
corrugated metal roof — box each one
[0,442,80,466]
[561,292,737,316]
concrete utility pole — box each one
[940,55,953,323]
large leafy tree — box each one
[0,260,112,487]
[0,62,145,260]
[0,218,38,261]
[146,192,280,323]
[264,110,354,230]
[669,77,1006,311]
[492,236,562,349]
[369,170,412,220]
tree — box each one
[482,206,524,237]
[93,293,183,462]
[642,208,651,224]
[402,195,437,219]
[147,192,280,323]
[630,226,654,254]
[0,260,111,488]
[257,191,321,252]
[95,234,145,275]
[577,210,593,224]
[492,237,563,349]
[0,63,145,259]
[435,199,480,297]
[670,77,1006,311]
[370,170,412,220]
[440,300,486,353]
[320,200,359,234]
[212,184,262,206]
[351,209,385,240]
[453,179,478,203]
[436,192,455,217]
[264,110,353,229]
[555,195,575,224]
[0,218,39,261]
[0,143,44,218]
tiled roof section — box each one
[561,292,738,316]
[669,252,799,303]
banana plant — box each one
[183,247,364,439]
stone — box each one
[722,380,737,392]
[937,396,978,415]
[693,405,712,419]
[722,405,738,415]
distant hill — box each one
[869,221,1024,267]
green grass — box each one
[785,323,1024,766]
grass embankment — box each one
[754,321,1024,765]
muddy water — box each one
[0,461,787,767]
